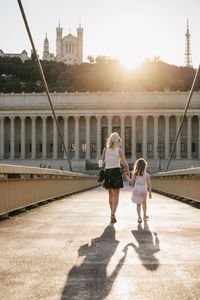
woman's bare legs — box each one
[108,188,114,212]
[111,188,120,216]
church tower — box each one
[184,19,192,67]
[43,33,49,60]
[56,21,63,62]
[77,23,83,64]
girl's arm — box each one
[147,174,152,198]
[118,149,130,177]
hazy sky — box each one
[1,0,200,68]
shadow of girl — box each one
[129,221,160,271]
[61,225,128,300]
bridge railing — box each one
[151,167,200,202]
[0,164,99,217]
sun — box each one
[119,54,143,70]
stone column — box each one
[198,116,200,160]
[53,118,57,159]
[107,115,112,137]
[10,116,15,159]
[85,116,91,160]
[165,115,170,159]
[131,116,136,161]
[96,116,102,160]
[31,116,36,159]
[63,116,69,159]
[153,115,159,159]
[120,115,125,151]
[176,115,181,159]
[75,116,80,160]
[42,116,47,160]
[0,117,4,159]
[142,116,147,159]
[20,116,25,159]
[187,115,192,159]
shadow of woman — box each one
[61,225,128,300]
[128,221,160,271]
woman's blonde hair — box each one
[134,158,147,176]
[106,132,122,149]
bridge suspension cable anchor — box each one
[17,0,73,172]
[165,64,200,172]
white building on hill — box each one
[0,49,29,62]
[43,22,83,65]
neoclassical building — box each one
[0,92,200,172]
[43,22,83,65]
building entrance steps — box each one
[0,183,200,300]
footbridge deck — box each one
[0,183,200,300]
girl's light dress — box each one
[131,172,148,204]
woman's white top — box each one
[105,147,121,169]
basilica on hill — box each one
[42,22,83,65]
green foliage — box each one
[0,56,198,93]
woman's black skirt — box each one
[103,167,124,189]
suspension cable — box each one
[165,65,200,172]
[17,0,73,172]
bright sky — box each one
[1,0,200,68]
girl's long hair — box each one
[106,132,122,149]
[134,158,147,176]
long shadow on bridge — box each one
[130,221,160,271]
[61,225,123,300]
[61,222,160,300]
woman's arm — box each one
[101,148,106,162]
[118,149,130,177]
[126,173,136,184]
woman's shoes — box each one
[137,218,142,223]
[111,215,117,224]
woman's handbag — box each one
[98,153,106,182]
[98,168,106,182]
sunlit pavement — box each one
[0,183,200,300]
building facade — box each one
[0,50,29,62]
[43,23,83,65]
[0,92,200,173]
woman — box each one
[101,132,130,223]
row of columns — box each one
[0,114,200,160]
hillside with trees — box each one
[0,56,199,93]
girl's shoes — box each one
[138,218,142,223]
[143,216,149,221]
[111,215,117,223]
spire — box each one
[184,19,192,67]
[79,19,82,28]
[44,33,48,44]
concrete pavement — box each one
[0,183,200,300]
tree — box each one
[87,56,95,64]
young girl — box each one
[126,158,152,223]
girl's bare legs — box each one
[142,196,147,217]
[108,188,114,212]
[137,204,141,219]
[111,188,120,216]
